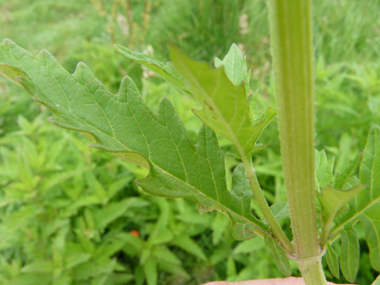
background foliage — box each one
[1,0,380,284]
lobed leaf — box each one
[214,44,251,95]
[331,126,380,272]
[318,185,365,235]
[0,40,268,239]
[117,43,274,158]
[359,207,380,271]
[214,44,256,123]
[114,44,191,96]
[170,45,276,158]
[333,152,362,189]
[315,149,334,191]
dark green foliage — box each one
[1,0,380,284]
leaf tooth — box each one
[72,61,97,84]
[1,39,25,55]
[115,76,136,103]
[155,97,175,125]
[0,38,10,46]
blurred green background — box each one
[1,0,380,284]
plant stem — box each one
[267,0,326,284]
[298,257,327,285]
[242,157,294,254]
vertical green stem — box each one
[298,257,327,284]
[266,1,326,284]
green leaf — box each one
[151,246,182,265]
[107,175,134,200]
[233,238,265,254]
[41,168,87,192]
[8,273,51,285]
[91,274,109,285]
[0,40,267,234]
[73,257,115,280]
[228,164,259,240]
[340,228,359,283]
[359,208,380,271]
[325,243,340,279]
[263,201,290,225]
[158,262,189,279]
[142,256,157,285]
[318,185,365,233]
[214,44,251,96]
[85,173,108,203]
[334,152,362,189]
[121,233,145,252]
[210,243,232,265]
[75,229,95,255]
[21,260,54,273]
[171,234,207,261]
[226,256,237,277]
[114,44,191,96]
[170,45,276,158]
[93,198,135,231]
[148,229,173,246]
[211,212,229,245]
[265,236,291,276]
[64,252,91,270]
[315,149,334,190]
[332,126,380,267]
[214,44,256,123]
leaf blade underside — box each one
[0,40,267,236]
[114,44,191,96]
[116,43,276,159]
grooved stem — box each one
[266,0,327,284]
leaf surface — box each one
[339,228,359,283]
[114,44,191,96]
[315,149,334,190]
[0,40,267,237]
[336,127,380,225]
[117,43,274,158]
[265,236,291,276]
[269,202,290,221]
[318,185,365,233]
[214,44,251,93]
[331,127,380,271]
[170,46,276,158]
[360,207,380,271]
[325,243,340,279]
[333,152,362,189]
[171,234,207,261]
